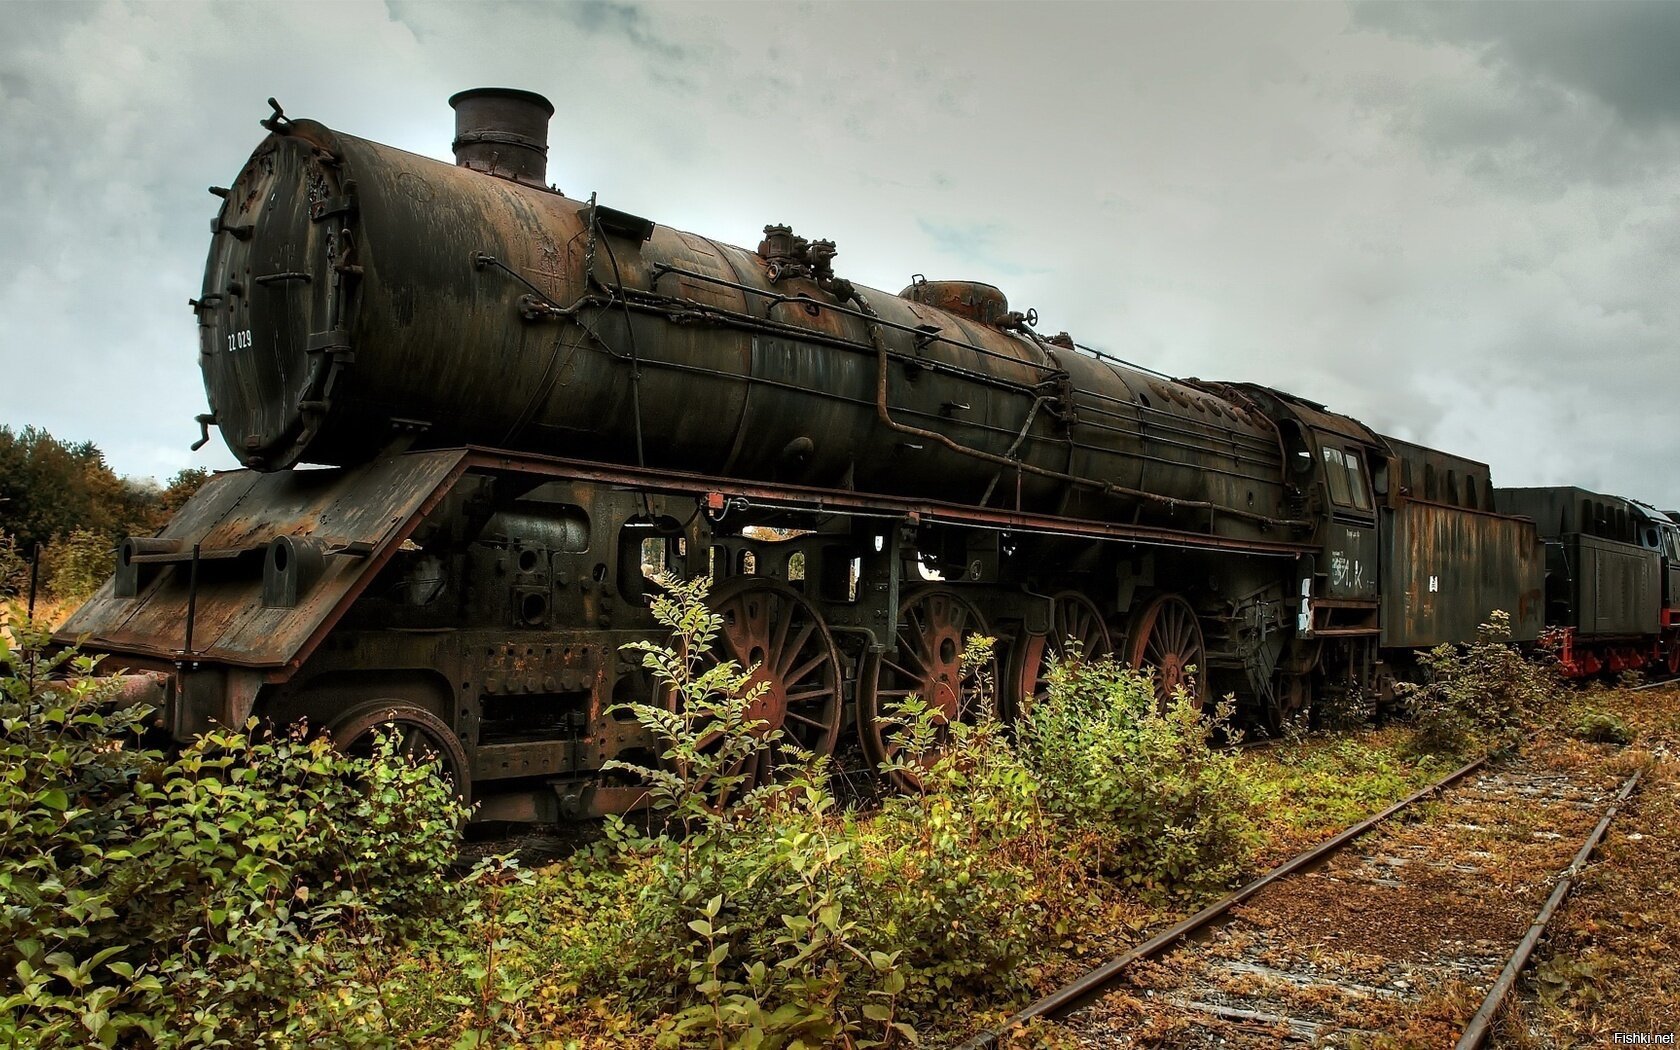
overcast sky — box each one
[2,1,1676,508]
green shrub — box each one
[1571,709,1634,746]
[0,609,470,1048]
[42,527,111,603]
[1013,655,1260,899]
[0,532,28,598]
[1398,611,1555,754]
[588,576,1048,1048]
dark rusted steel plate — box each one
[1568,533,1661,636]
[1381,501,1544,647]
[55,450,468,669]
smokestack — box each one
[448,87,555,187]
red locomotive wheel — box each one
[701,576,843,787]
[858,586,995,791]
[1126,593,1206,711]
[328,699,471,801]
[1006,591,1114,717]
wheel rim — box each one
[700,577,843,786]
[1127,594,1205,710]
[859,587,993,789]
[333,706,467,797]
[1007,591,1114,716]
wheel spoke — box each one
[895,633,928,674]
[1164,610,1186,654]
[769,599,794,664]
[881,657,920,684]
[783,651,829,689]
[785,710,828,731]
[777,621,817,678]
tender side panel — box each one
[1380,501,1544,648]
[1570,534,1662,637]
[55,450,468,668]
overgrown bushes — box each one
[1014,654,1260,898]
[0,610,473,1048]
[568,576,1049,1047]
[11,569,1532,1047]
[529,577,1261,1047]
[1399,610,1558,754]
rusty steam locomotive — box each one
[57,89,1680,820]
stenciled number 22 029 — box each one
[226,329,253,352]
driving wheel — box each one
[329,699,471,801]
[699,576,843,787]
[1005,590,1114,717]
[1126,593,1206,711]
[858,586,994,790]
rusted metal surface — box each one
[1497,484,1665,683]
[448,87,554,188]
[197,98,1303,550]
[54,450,468,669]
[1567,533,1662,636]
[1384,435,1496,511]
[1496,485,1642,543]
[899,277,1012,326]
[1381,500,1544,647]
[457,447,1318,558]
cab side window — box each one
[1322,447,1353,507]
[1321,446,1371,512]
[1342,449,1371,511]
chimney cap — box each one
[448,87,555,187]
[448,87,554,116]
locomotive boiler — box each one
[196,89,1292,536]
[58,89,1640,822]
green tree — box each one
[157,467,212,518]
[0,428,214,604]
[0,425,129,550]
[42,527,113,603]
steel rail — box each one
[1454,768,1644,1050]
[956,748,1498,1049]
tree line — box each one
[0,425,209,604]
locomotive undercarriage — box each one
[205,454,1322,822]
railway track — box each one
[961,744,1641,1049]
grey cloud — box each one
[1354,2,1680,128]
[0,1,1674,511]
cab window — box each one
[1342,449,1371,511]
[1322,446,1370,512]
[1322,447,1352,506]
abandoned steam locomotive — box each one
[57,89,1680,821]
